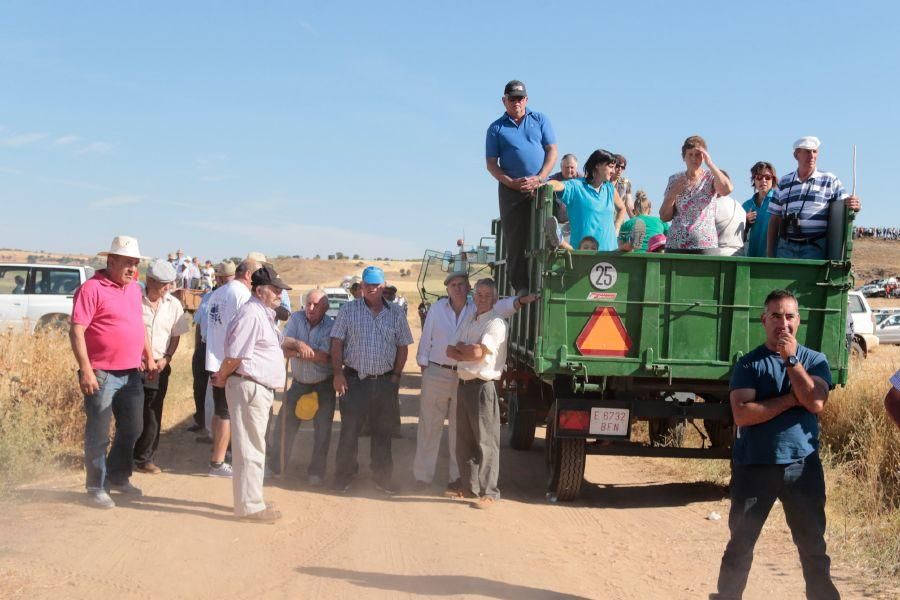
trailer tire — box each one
[850,339,865,359]
[508,392,536,450]
[648,418,685,447]
[546,406,585,501]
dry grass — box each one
[0,330,83,492]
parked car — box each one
[323,287,352,317]
[858,283,886,297]
[0,263,94,332]
[848,290,880,357]
[876,314,900,345]
[875,308,900,326]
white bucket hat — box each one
[98,235,146,259]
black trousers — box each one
[334,375,398,485]
[498,182,532,293]
[134,364,172,466]
[191,331,207,427]
[713,452,839,600]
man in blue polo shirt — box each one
[712,289,839,600]
[485,79,557,295]
[766,136,861,260]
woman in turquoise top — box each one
[742,161,777,258]
[547,149,626,250]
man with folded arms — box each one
[446,278,508,509]
[212,265,291,523]
[413,270,531,495]
[331,266,413,494]
[134,259,191,474]
[69,235,156,509]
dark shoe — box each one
[187,423,204,432]
[332,479,352,494]
[107,481,143,496]
[374,480,398,496]
[443,479,462,496]
[135,462,162,475]
[239,507,282,524]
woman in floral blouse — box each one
[660,135,733,253]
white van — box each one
[0,263,94,332]
[848,290,879,357]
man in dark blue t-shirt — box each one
[712,289,840,600]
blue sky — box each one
[1,1,897,262]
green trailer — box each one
[495,185,856,500]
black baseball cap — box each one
[251,265,292,290]
[504,80,527,97]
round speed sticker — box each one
[589,262,618,290]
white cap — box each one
[98,235,145,259]
[146,259,176,283]
[793,136,821,151]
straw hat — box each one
[98,235,146,259]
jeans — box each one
[269,378,336,477]
[334,375,398,485]
[713,452,839,599]
[191,334,208,427]
[82,368,144,490]
[455,379,501,499]
[133,364,172,465]
[498,183,533,293]
[776,237,826,260]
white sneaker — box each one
[87,489,116,509]
[208,463,234,478]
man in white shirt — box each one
[413,271,532,496]
[204,257,259,477]
[134,259,191,474]
[446,278,509,509]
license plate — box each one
[589,408,629,436]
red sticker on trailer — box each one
[587,292,617,300]
[575,306,633,357]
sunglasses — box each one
[506,95,526,102]
[754,174,773,181]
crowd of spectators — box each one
[853,227,899,240]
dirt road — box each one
[0,372,888,599]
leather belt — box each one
[344,367,393,380]
[429,361,457,371]
[783,232,826,245]
[459,377,492,385]
[230,372,274,392]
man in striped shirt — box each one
[331,266,414,494]
[766,136,861,259]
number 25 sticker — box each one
[589,262,618,290]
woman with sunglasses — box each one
[546,149,627,251]
[660,135,733,254]
[742,161,777,257]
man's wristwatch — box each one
[785,355,799,368]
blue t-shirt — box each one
[742,190,774,258]
[485,109,556,179]
[559,178,617,251]
[729,344,832,465]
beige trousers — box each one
[225,377,273,517]
[412,364,460,483]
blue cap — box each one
[361,266,385,285]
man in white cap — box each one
[69,235,156,508]
[212,265,292,523]
[413,271,534,495]
[133,259,191,474]
[204,257,260,477]
[766,136,861,259]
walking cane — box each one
[279,357,289,478]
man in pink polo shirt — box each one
[69,235,156,509]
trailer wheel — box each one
[508,392,536,450]
[850,339,865,359]
[546,406,585,501]
[702,395,733,449]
